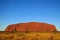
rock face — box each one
[5,22,57,32]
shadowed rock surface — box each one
[5,22,57,32]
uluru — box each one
[5,22,57,32]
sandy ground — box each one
[0,31,60,40]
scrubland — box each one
[0,31,60,40]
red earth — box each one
[5,22,57,32]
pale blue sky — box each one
[0,0,60,31]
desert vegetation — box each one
[0,31,60,40]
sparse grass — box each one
[0,31,60,40]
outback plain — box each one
[0,31,60,40]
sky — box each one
[0,0,60,31]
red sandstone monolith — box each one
[5,22,57,32]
